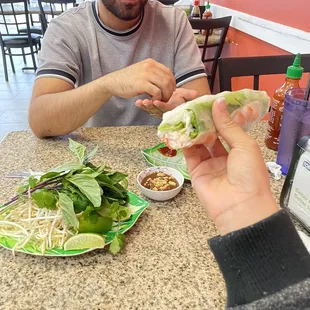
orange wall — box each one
[213,0,310,32]
[219,29,309,98]
[212,1,309,97]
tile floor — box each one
[0,54,35,141]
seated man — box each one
[29,0,210,138]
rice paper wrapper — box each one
[157,89,270,149]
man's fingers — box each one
[149,67,175,102]
[135,99,163,117]
[149,59,175,80]
[153,100,175,112]
[142,82,162,101]
[212,98,252,148]
[153,88,199,110]
[172,88,198,102]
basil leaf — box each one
[58,193,79,229]
[104,186,126,199]
[53,163,85,173]
[95,164,112,173]
[71,193,90,213]
[83,145,98,164]
[109,234,125,255]
[80,167,100,178]
[39,172,61,182]
[101,196,110,208]
[69,138,86,163]
[96,174,113,185]
[108,172,128,185]
[67,174,101,208]
[106,197,127,205]
[32,189,57,210]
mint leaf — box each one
[83,145,98,164]
[107,202,131,221]
[28,176,38,188]
[16,184,28,195]
[58,193,79,229]
[69,139,86,163]
[67,174,101,208]
[109,234,125,255]
[117,207,131,221]
[32,189,57,210]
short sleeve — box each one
[36,17,81,86]
[174,10,207,87]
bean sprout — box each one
[0,197,76,254]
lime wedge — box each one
[64,233,106,251]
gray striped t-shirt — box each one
[36,0,207,127]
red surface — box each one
[212,0,310,32]
[216,29,309,121]
[208,1,309,121]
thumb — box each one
[212,98,252,148]
[176,88,198,101]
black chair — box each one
[23,0,43,35]
[38,0,76,34]
[189,16,231,93]
[17,0,43,35]
[0,0,41,81]
[219,54,310,92]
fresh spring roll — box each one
[157,89,270,149]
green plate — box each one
[0,192,149,256]
[142,143,190,180]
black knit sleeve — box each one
[208,210,310,308]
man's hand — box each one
[182,98,279,235]
[135,88,199,118]
[103,58,176,102]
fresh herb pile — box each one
[0,139,132,254]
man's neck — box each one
[97,1,140,31]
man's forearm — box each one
[181,77,211,96]
[29,76,112,138]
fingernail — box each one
[215,98,226,112]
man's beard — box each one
[101,0,147,21]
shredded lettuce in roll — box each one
[158,89,270,149]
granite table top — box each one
[0,123,288,310]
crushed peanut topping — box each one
[141,172,179,191]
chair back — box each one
[189,16,231,92]
[38,0,76,34]
[219,54,310,92]
[0,0,32,41]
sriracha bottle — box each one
[265,54,303,151]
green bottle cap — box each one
[206,1,210,9]
[286,53,304,79]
